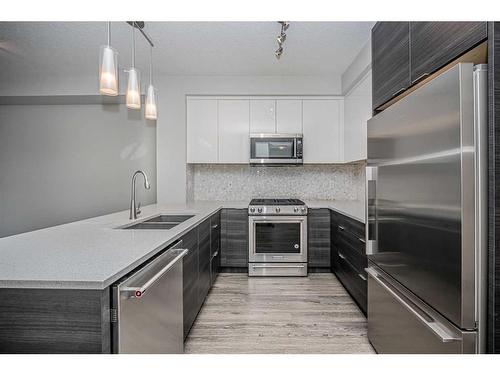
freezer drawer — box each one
[113,246,188,354]
[367,266,477,354]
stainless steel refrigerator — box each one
[365,63,487,354]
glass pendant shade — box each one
[99,45,118,96]
[126,68,141,109]
[145,84,158,120]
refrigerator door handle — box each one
[365,166,378,255]
[366,267,462,343]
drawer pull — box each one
[358,237,366,244]
[211,224,219,230]
[338,225,345,231]
[338,252,346,260]
[358,273,367,281]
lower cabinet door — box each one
[182,228,199,339]
[198,218,211,310]
[211,250,220,285]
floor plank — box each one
[184,273,375,354]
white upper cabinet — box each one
[302,99,343,163]
[344,71,371,162]
[218,100,250,163]
[276,100,302,134]
[249,100,275,133]
[186,99,218,163]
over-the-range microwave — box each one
[249,133,303,166]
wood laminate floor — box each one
[184,273,375,354]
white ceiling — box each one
[0,21,373,81]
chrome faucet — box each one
[130,170,151,220]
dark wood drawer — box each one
[335,251,367,314]
[331,211,365,240]
[336,236,367,275]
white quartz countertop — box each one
[305,200,365,223]
[0,199,363,290]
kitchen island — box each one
[0,199,364,353]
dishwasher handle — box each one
[121,248,188,298]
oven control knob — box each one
[301,207,306,213]
[293,207,299,213]
[257,207,263,213]
[275,207,281,213]
[250,208,255,213]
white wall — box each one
[341,40,371,95]
[156,75,342,204]
[0,104,156,237]
[341,38,372,162]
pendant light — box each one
[99,22,118,96]
[145,45,158,120]
[126,24,141,110]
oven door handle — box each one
[251,265,306,269]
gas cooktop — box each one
[249,198,305,206]
[248,198,307,216]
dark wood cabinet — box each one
[307,209,331,270]
[330,210,367,315]
[197,218,211,311]
[210,212,221,285]
[0,288,110,353]
[410,22,487,84]
[372,22,410,110]
[221,208,248,269]
[181,227,199,339]
[372,21,487,112]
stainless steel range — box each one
[248,198,308,277]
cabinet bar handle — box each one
[358,273,367,281]
[338,225,345,231]
[358,237,366,244]
[392,87,406,97]
[412,72,430,84]
[211,224,219,229]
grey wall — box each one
[0,104,156,238]
[187,163,365,202]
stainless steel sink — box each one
[124,222,178,230]
[121,214,195,230]
[144,215,194,224]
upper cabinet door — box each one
[218,100,250,163]
[250,100,276,133]
[410,22,487,83]
[276,100,303,134]
[344,72,371,162]
[372,22,410,111]
[302,99,342,163]
[187,99,218,163]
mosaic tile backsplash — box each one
[186,163,366,202]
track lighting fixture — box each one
[275,21,290,60]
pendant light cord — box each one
[132,23,136,68]
[107,21,111,46]
[149,45,153,85]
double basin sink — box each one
[123,215,194,230]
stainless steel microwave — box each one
[249,133,303,165]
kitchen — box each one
[1,2,500,373]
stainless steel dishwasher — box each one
[112,241,188,354]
